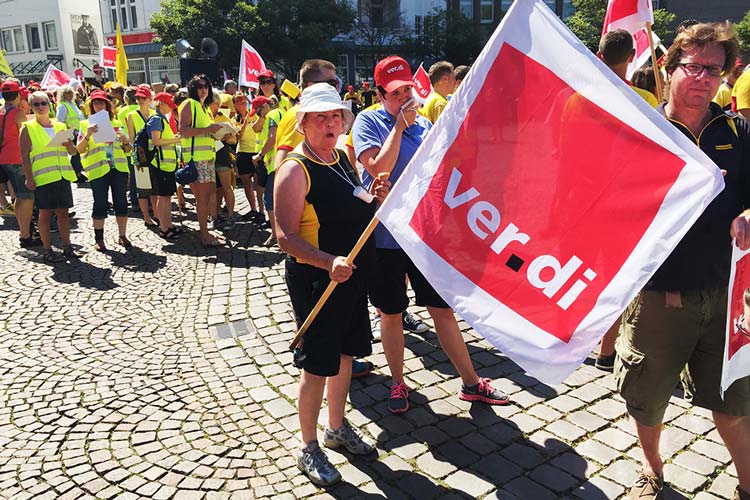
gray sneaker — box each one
[296,441,341,486]
[322,418,375,455]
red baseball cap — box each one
[19,86,29,99]
[250,95,270,115]
[362,81,370,88]
[374,56,413,93]
[0,80,20,93]
[135,85,152,98]
[347,84,354,91]
[89,89,109,101]
[258,69,275,79]
[154,91,177,109]
[735,57,745,69]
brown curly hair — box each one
[663,22,738,76]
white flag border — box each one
[721,241,750,396]
[376,0,724,384]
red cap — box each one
[374,56,413,93]
[19,86,29,99]
[347,85,354,91]
[89,89,109,101]
[0,80,20,93]
[362,81,370,88]
[250,95,270,115]
[154,91,177,109]
[735,57,745,69]
[258,69,274,79]
[135,85,152,98]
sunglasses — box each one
[194,83,208,89]
[259,79,274,85]
[32,101,49,107]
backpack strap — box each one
[0,111,8,153]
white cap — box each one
[295,82,354,133]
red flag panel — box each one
[729,254,750,360]
[408,43,685,342]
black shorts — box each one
[369,248,449,315]
[0,167,7,184]
[236,152,256,176]
[285,258,372,377]
[149,166,176,197]
[35,179,74,210]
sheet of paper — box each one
[46,128,74,148]
[212,122,238,140]
[88,110,118,143]
[215,140,225,151]
[134,165,152,190]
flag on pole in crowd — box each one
[0,50,14,76]
[626,28,661,79]
[40,64,80,90]
[722,242,750,396]
[602,0,653,35]
[375,0,724,385]
[115,23,128,86]
[412,63,432,104]
[223,69,232,84]
[238,40,266,89]
[100,46,117,70]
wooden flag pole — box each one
[645,22,663,102]
[289,215,380,351]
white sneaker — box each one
[371,316,381,342]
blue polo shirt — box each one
[352,107,431,249]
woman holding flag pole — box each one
[274,83,389,486]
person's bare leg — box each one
[713,412,750,492]
[239,174,257,211]
[38,210,53,250]
[598,319,620,357]
[16,198,34,239]
[219,170,234,218]
[138,197,153,224]
[428,306,478,386]
[380,312,405,384]
[634,420,664,476]
[298,370,326,445]
[115,215,128,237]
[157,196,171,232]
[56,209,71,247]
[326,355,352,430]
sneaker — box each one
[388,382,410,414]
[296,441,341,487]
[19,235,42,248]
[351,359,373,379]
[595,352,616,372]
[371,316,381,342]
[459,378,510,405]
[734,486,750,500]
[212,216,226,230]
[628,470,664,500]
[263,235,277,247]
[402,311,429,334]
[322,418,375,455]
[223,219,235,230]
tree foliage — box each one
[402,8,483,66]
[151,0,355,79]
[565,0,676,52]
[737,9,750,55]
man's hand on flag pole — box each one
[371,172,391,204]
[731,209,750,250]
[328,256,355,283]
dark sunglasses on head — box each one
[32,101,49,107]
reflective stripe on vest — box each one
[181,99,215,162]
[149,115,178,172]
[79,119,128,181]
[26,120,75,187]
[62,102,80,130]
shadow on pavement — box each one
[50,258,118,290]
[107,245,167,273]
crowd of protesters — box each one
[1,18,750,500]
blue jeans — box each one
[90,169,129,219]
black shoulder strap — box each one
[0,108,11,151]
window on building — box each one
[130,0,138,29]
[110,0,117,31]
[414,15,422,35]
[1,27,25,53]
[501,0,512,12]
[26,23,41,51]
[480,0,494,23]
[562,0,575,18]
[127,57,146,84]
[43,22,58,50]
[148,57,180,85]
[120,0,129,31]
[459,0,473,19]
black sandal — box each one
[62,246,81,259]
[159,227,180,240]
[43,249,64,263]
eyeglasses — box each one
[312,79,339,88]
[677,62,724,77]
[259,79,274,85]
[194,83,208,89]
[736,317,750,339]
[32,101,49,107]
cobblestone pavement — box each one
[0,183,740,500]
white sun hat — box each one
[295,82,354,133]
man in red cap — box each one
[1,80,39,246]
[713,57,744,110]
[351,55,511,415]
[343,84,362,115]
[360,81,376,108]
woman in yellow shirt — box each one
[233,92,264,220]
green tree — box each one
[565,0,676,52]
[151,0,355,80]
[402,8,482,65]
[737,9,750,55]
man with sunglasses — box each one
[615,23,750,500]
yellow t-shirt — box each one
[220,92,235,114]
[419,92,448,124]
[275,103,303,152]
[713,82,733,109]
[629,85,658,108]
[235,112,258,153]
[346,103,382,149]
[732,71,750,112]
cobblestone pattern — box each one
[0,185,739,499]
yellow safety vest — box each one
[181,99,215,163]
[61,102,81,130]
[26,120,76,187]
[150,114,178,172]
[79,119,129,181]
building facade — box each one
[98,0,179,85]
[0,0,104,80]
